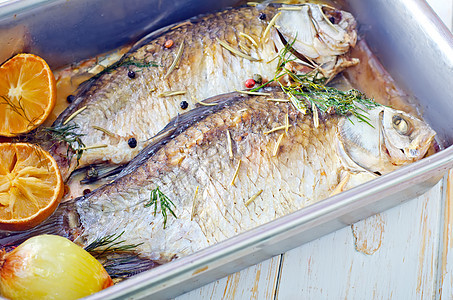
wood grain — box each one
[438,170,453,299]
[275,180,444,299]
[176,256,281,299]
[175,179,445,299]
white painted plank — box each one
[176,255,281,300]
[438,170,453,299]
[276,180,444,299]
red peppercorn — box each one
[164,40,174,48]
[245,79,256,89]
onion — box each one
[0,235,113,300]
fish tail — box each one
[0,200,78,251]
[102,254,161,279]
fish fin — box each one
[330,171,379,197]
[129,22,185,53]
[101,254,161,279]
[79,163,127,184]
[330,172,351,196]
[129,4,259,53]
[0,200,78,251]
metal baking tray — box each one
[1,0,453,299]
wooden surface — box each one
[176,1,453,299]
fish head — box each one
[272,4,358,78]
[380,107,436,166]
[337,106,436,175]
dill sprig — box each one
[44,124,86,166]
[0,95,29,122]
[279,75,379,125]
[145,187,177,229]
[102,57,159,75]
[84,231,143,259]
[0,95,43,131]
[118,57,159,69]
[251,38,381,125]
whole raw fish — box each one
[5,87,435,264]
[45,3,358,180]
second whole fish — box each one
[6,87,435,264]
[43,3,359,181]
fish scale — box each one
[47,3,358,181]
[71,90,349,261]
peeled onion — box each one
[0,235,113,300]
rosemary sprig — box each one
[158,90,186,97]
[164,40,185,79]
[44,124,86,166]
[63,106,87,125]
[262,12,282,41]
[85,231,143,259]
[239,32,258,47]
[144,187,177,229]
[245,189,263,206]
[216,38,260,62]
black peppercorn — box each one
[128,137,137,148]
[259,13,266,20]
[127,70,136,79]
[83,189,91,195]
[180,100,189,110]
[67,95,75,103]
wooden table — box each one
[176,1,453,298]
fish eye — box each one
[321,6,342,24]
[392,115,411,135]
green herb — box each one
[84,231,143,258]
[251,38,381,126]
[145,187,177,229]
[118,57,159,69]
[0,95,42,130]
[85,232,155,279]
[282,80,379,125]
[44,124,86,166]
[0,95,28,121]
[101,57,159,76]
